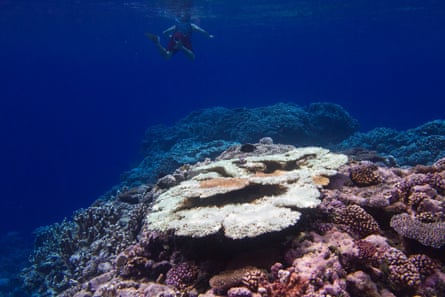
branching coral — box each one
[21,144,445,297]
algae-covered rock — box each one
[145,147,347,239]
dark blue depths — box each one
[1,1,445,295]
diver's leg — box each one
[181,46,195,60]
[160,49,173,60]
[146,33,172,59]
[157,45,172,60]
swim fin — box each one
[145,32,160,45]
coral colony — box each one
[21,104,445,297]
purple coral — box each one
[333,204,380,237]
[384,248,421,288]
[433,157,445,171]
[393,173,432,201]
[390,213,445,248]
[431,172,445,193]
[227,287,253,297]
[355,239,377,260]
[409,254,438,279]
[165,261,198,289]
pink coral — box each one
[227,287,253,297]
[262,270,308,297]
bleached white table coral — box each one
[146,147,347,239]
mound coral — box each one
[146,147,347,239]
[209,266,264,294]
[333,205,380,237]
[384,248,421,288]
[350,162,382,187]
[165,262,199,289]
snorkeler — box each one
[146,13,214,60]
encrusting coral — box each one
[390,213,445,248]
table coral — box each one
[146,147,347,239]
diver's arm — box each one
[162,25,176,37]
[191,23,214,38]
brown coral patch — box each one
[254,170,288,177]
[241,269,267,291]
[355,240,377,260]
[312,175,330,186]
[350,163,381,187]
[199,178,249,189]
[209,266,262,293]
[264,272,308,297]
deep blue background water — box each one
[1,0,445,238]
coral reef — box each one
[21,142,445,297]
[121,102,358,187]
[336,120,445,166]
[21,193,150,296]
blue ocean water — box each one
[1,0,445,248]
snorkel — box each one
[175,12,191,23]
